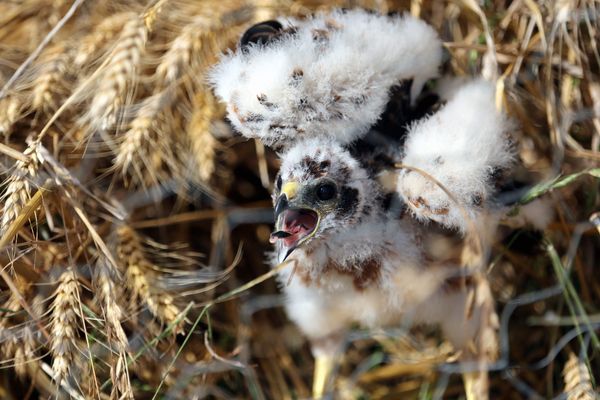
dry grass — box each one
[0,0,598,399]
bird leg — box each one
[313,354,336,399]
[311,333,344,399]
[463,369,489,400]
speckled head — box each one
[270,138,378,259]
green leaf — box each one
[518,168,600,205]
[588,168,600,178]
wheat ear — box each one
[94,259,133,399]
[563,351,596,400]
[0,290,21,361]
[1,141,41,235]
[85,17,147,132]
[113,94,162,178]
[50,268,80,384]
[116,226,183,332]
[31,44,71,113]
[14,326,36,378]
[187,90,219,182]
[0,97,22,138]
[74,12,135,68]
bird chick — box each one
[270,136,500,399]
[211,9,511,399]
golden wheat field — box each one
[0,0,599,399]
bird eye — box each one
[316,183,336,201]
[240,20,284,49]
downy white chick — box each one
[211,9,513,399]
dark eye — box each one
[317,183,336,201]
[276,175,282,190]
[240,20,283,48]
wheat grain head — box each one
[50,268,80,385]
[74,12,136,69]
[31,43,72,113]
[0,141,42,235]
[85,17,148,133]
[563,351,596,400]
[186,90,220,182]
[116,225,183,332]
[94,259,133,399]
[0,97,22,138]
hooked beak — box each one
[270,182,320,261]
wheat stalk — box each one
[85,17,147,132]
[115,225,183,332]
[563,351,596,400]
[50,268,80,385]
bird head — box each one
[270,138,373,260]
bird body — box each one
[211,8,513,398]
[271,138,486,357]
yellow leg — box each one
[312,354,336,399]
[462,370,488,400]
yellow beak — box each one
[281,181,299,200]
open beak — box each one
[269,182,320,261]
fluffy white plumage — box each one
[272,137,498,363]
[211,10,516,399]
[210,9,442,148]
[397,79,514,232]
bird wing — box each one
[209,9,442,149]
[396,79,515,233]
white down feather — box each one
[397,79,514,232]
[210,9,442,148]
